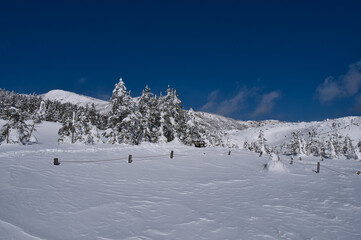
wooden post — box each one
[316,162,320,173]
[228,150,231,155]
[128,155,132,163]
[170,151,174,159]
[53,158,60,165]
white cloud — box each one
[200,89,247,116]
[200,90,220,113]
[316,77,343,103]
[251,91,281,117]
[77,77,87,84]
[200,87,281,118]
[316,60,361,103]
[343,61,361,96]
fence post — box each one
[228,150,231,155]
[128,155,132,163]
[316,162,320,173]
[170,151,174,159]
[53,158,60,165]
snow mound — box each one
[41,89,111,113]
[266,153,289,172]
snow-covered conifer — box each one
[256,130,270,154]
[0,106,34,145]
[342,136,357,159]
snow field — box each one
[1,141,361,240]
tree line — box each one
[0,80,224,146]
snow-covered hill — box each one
[2,90,361,239]
[224,116,361,158]
[41,90,111,113]
[40,89,361,159]
[1,121,361,240]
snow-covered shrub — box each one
[265,153,288,172]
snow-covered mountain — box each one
[41,89,361,158]
[224,117,361,158]
[41,90,112,113]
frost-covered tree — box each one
[342,136,357,159]
[287,132,306,155]
[158,86,179,142]
[137,86,161,143]
[58,109,102,145]
[104,78,135,144]
[58,112,76,144]
[256,130,270,154]
[0,106,34,145]
[109,78,133,126]
[305,138,322,156]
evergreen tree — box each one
[287,132,305,155]
[58,112,76,144]
[105,78,134,144]
[0,106,34,145]
[137,85,161,143]
[256,130,270,154]
[342,136,357,159]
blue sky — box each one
[1,0,361,121]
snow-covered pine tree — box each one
[342,136,357,159]
[0,106,33,145]
[256,130,270,154]
[185,108,204,146]
[330,132,342,158]
[137,85,161,143]
[158,87,176,142]
[287,132,306,155]
[158,86,188,143]
[58,111,76,144]
[305,138,322,156]
[243,139,250,150]
[33,100,46,123]
[58,108,102,145]
[74,108,102,145]
[105,78,134,144]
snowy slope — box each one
[226,117,361,153]
[1,121,361,239]
[39,89,361,157]
[41,90,111,113]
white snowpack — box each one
[41,90,111,114]
[1,121,361,239]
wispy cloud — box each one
[77,77,87,84]
[200,89,247,116]
[251,91,281,117]
[200,87,281,118]
[316,60,361,103]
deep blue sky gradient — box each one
[1,0,361,121]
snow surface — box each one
[225,116,361,152]
[1,121,361,239]
[41,90,111,114]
